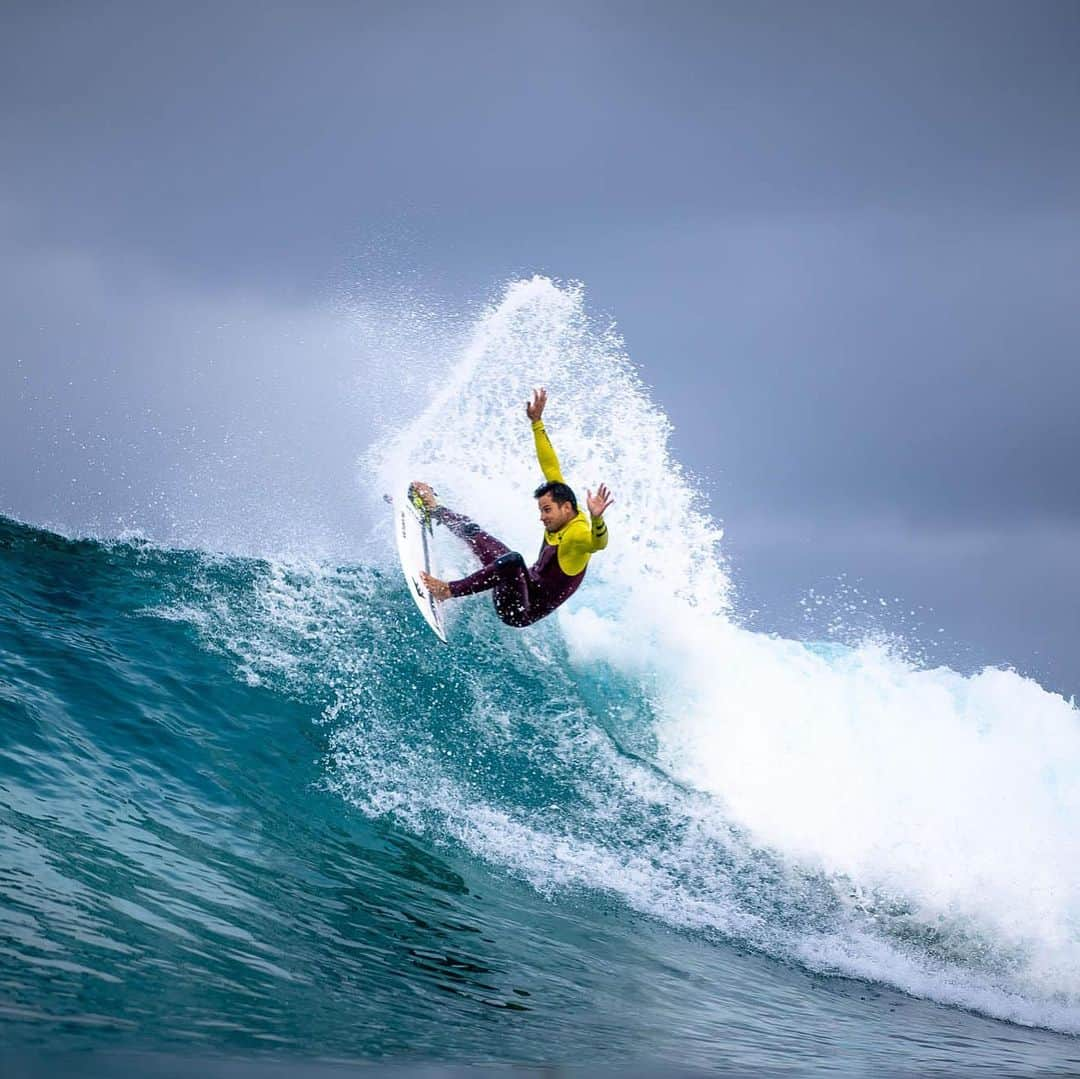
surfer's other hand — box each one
[587,484,614,517]
[526,387,547,422]
[410,482,439,510]
[420,572,451,601]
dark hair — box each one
[533,480,577,512]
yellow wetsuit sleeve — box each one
[532,418,610,575]
[531,420,564,483]
[556,512,610,576]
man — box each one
[416,388,614,628]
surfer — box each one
[415,388,613,627]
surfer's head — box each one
[534,482,578,533]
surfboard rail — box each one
[392,490,448,643]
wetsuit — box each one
[434,420,609,627]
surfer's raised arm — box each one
[525,387,613,565]
[526,387,564,483]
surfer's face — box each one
[537,494,576,533]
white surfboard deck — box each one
[393,489,448,644]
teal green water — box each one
[2,514,1079,1075]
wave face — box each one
[3,278,1080,1071]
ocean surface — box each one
[3,279,1080,1075]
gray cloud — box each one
[0,228,456,557]
[726,511,1080,697]
[601,210,1080,525]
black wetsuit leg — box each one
[450,552,533,627]
[435,508,510,564]
[438,508,535,626]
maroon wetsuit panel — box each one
[437,507,585,627]
[525,541,586,621]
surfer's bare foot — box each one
[410,481,439,511]
[420,571,451,601]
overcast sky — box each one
[3,2,1078,691]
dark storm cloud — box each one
[3,2,1077,276]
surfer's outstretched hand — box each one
[526,387,547,422]
[420,572,451,601]
[586,484,614,518]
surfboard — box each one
[393,488,448,643]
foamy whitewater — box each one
[362,277,1080,1030]
[3,277,1079,1072]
